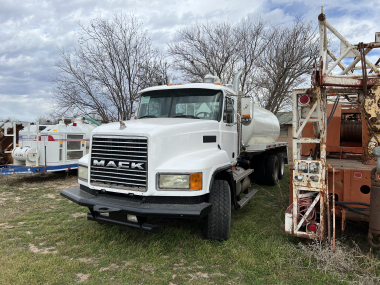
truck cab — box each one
[61,74,287,240]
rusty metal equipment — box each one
[0,122,24,165]
[369,167,380,248]
[285,7,380,248]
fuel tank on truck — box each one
[241,102,280,152]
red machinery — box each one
[285,8,380,249]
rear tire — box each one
[265,155,279,185]
[276,153,285,180]
[254,157,266,184]
[203,179,231,241]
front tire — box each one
[265,155,279,185]
[203,179,231,241]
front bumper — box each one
[60,186,211,233]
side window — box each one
[66,134,84,160]
[223,97,234,123]
[67,135,82,150]
[280,126,288,137]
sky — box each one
[0,0,379,121]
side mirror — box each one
[134,102,140,119]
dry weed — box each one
[286,240,380,284]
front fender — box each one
[79,154,89,166]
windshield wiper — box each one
[139,115,157,118]
[171,115,199,119]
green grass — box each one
[0,168,379,284]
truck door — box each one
[221,97,237,162]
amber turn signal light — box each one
[190,173,202,190]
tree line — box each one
[50,12,319,123]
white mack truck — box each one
[61,72,287,240]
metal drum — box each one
[340,120,362,142]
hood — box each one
[92,118,218,137]
[92,118,221,170]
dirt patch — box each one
[78,257,98,264]
[43,194,56,199]
[71,213,86,218]
[187,272,226,281]
[59,182,79,189]
[26,231,32,235]
[76,273,90,283]
[174,259,186,266]
[188,272,210,280]
[99,263,119,272]
[28,243,57,254]
[141,264,155,274]
[0,223,14,229]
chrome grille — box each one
[90,136,148,191]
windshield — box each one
[137,89,223,121]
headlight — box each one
[78,165,88,181]
[159,174,190,189]
[158,173,202,190]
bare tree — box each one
[52,13,171,122]
[234,18,266,95]
[169,16,318,114]
[1,116,19,122]
[35,116,55,125]
[253,17,319,114]
[168,18,265,89]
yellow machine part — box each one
[363,85,380,132]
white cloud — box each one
[0,94,51,121]
[0,0,379,121]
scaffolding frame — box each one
[288,7,380,246]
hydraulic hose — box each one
[335,201,370,207]
[335,201,369,217]
[85,117,101,126]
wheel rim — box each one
[280,160,284,176]
[274,160,279,180]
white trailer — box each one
[1,117,99,175]
[61,73,288,240]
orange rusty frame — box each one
[287,8,380,247]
